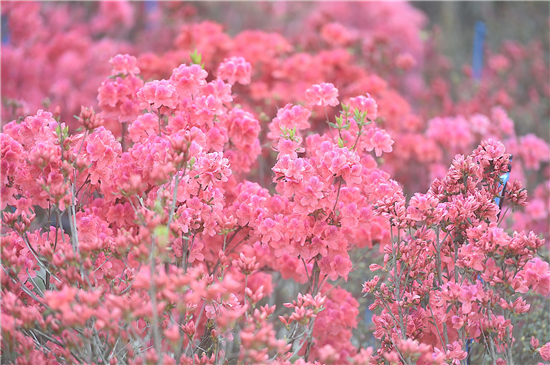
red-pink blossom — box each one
[519,134,550,170]
[137,79,179,110]
[349,94,378,120]
[305,82,339,108]
[363,128,394,157]
[539,342,550,361]
[110,54,140,76]
[519,258,550,296]
[170,63,209,98]
[217,56,252,85]
[321,22,354,47]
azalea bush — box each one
[2,1,548,236]
[1,2,550,365]
[366,139,549,364]
[2,53,549,365]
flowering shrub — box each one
[3,2,548,235]
[2,2,549,364]
[365,139,549,364]
[2,51,549,364]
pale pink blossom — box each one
[170,63,208,97]
[305,82,339,107]
[217,57,252,85]
[137,79,179,110]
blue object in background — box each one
[144,0,158,14]
[144,1,159,34]
[364,307,373,325]
[494,155,513,210]
[2,14,11,45]
[472,21,486,80]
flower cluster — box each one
[2,52,400,364]
[365,140,550,364]
[1,2,549,364]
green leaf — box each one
[153,200,164,214]
[190,49,204,68]
[154,225,169,247]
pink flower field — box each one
[1,2,549,365]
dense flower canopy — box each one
[1,2,549,365]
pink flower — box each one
[233,253,259,275]
[488,54,510,73]
[205,304,217,319]
[526,199,548,221]
[274,138,304,160]
[201,79,233,103]
[258,217,283,245]
[500,297,530,314]
[110,54,140,76]
[469,113,491,135]
[369,264,384,272]
[319,253,352,280]
[188,241,205,263]
[539,342,550,361]
[491,107,515,136]
[362,276,380,293]
[397,338,431,358]
[127,113,159,143]
[137,80,179,111]
[519,258,550,296]
[451,315,464,329]
[457,243,485,271]
[217,57,252,85]
[84,127,121,184]
[181,320,196,337]
[195,152,232,187]
[446,341,468,361]
[223,108,261,149]
[97,78,125,108]
[321,22,354,47]
[170,64,208,98]
[294,176,324,212]
[395,52,416,70]
[269,104,311,139]
[207,126,228,152]
[519,134,550,170]
[192,95,224,127]
[305,82,339,108]
[164,326,180,343]
[44,285,77,311]
[426,116,473,151]
[364,128,394,157]
[349,94,378,120]
[383,351,400,364]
